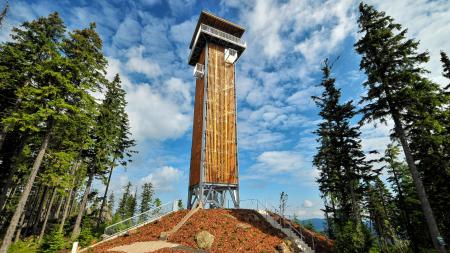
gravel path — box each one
[108,241,179,253]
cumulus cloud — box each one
[113,16,141,48]
[250,151,305,175]
[126,83,191,141]
[125,46,162,78]
[302,199,314,208]
[140,166,182,192]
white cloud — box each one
[293,208,324,219]
[286,86,320,110]
[360,120,393,154]
[251,151,305,175]
[112,16,141,48]
[125,46,162,78]
[105,56,192,141]
[126,83,191,141]
[302,199,314,208]
[169,17,197,45]
[140,166,182,192]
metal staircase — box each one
[240,199,315,253]
[258,210,315,253]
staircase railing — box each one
[239,199,315,251]
[104,201,177,238]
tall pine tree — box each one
[354,3,445,251]
[312,59,373,251]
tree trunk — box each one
[59,159,81,232]
[22,185,42,234]
[71,170,94,239]
[97,161,115,229]
[0,124,9,151]
[31,186,49,234]
[0,135,27,212]
[14,212,26,243]
[68,187,77,215]
[391,166,418,251]
[388,101,446,252]
[53,194,63,220]
[39,187,57,240]
[0,125,52,253]
[59,189,72,233]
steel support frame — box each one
[188,183,239,208]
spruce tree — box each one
[365,177,397,251]
[0,13,78,252]
[117,182,132,219]
[108,192,115,214]
[354,3,445,251]
[140,183,154,214]
[312,59,373,250]
[441,52,450,90]
[97,74,135,227]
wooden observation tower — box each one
[187,11,246,209]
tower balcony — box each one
[188,24,246,66]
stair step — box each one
[258,210,315,253]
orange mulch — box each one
[90,209,287,253]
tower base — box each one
[187,183,239,209]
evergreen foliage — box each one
[0,12,134,252]
[355,3,446,251]
[38,229,66,253]
[140,183,154,214]
[312,59,373,249]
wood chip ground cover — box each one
[90,209,287,253]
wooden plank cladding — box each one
[204,44,238,185]
[189,49,205,187]
[189,43,239,187]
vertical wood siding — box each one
[189,44,238,187]
[189,49,205,187]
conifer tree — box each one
[312,59,373,249]
[97,74,135,227]
[140,183,154,214]
[365,177,397,251]
[354,3,445,251]
[177,200,184,210]
[108,192,115,214]
[441,52,450,90]
[0,13,82,252]
[126,189,137,218]
[117,182,132,219]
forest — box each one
[0,1,449,253]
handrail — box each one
[239,199,315,250]
[104,202,174,237]
[281,215,315,250]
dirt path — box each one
[108,241,178,253]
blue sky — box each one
[1,0,449,219]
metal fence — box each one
[104,201,177,237]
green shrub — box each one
[38,229,66,253]
[8,237,39,253]
[78,227,96,247]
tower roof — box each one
[188,11,246,66]
[189,11,245,49]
